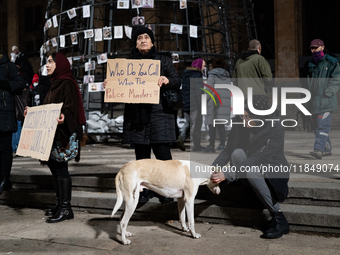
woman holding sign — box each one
[103,27,181,204]
[25,53,86,223]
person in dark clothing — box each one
[31,74,51,106]
[103,27,181,203]
[177,58,205,152]
[0,52,26,195]
[24,53,86,223]
[211,96,290,239]
[11,46,34,85]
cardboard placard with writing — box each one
[16,103,63,161]
[105,59,160,104]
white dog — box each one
[111,159,220,245]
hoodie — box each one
[232,50,272,98]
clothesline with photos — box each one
[44,0,189,31]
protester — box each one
[0,52,26,195]
[24,53,86,223]
[233,39,272,98]
[177,58,205,152]
[211,96,290,239]
[103,27,181,204]
[202,57,231,153]
[11,46,34,85]
[304,39,340,159]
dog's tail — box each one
[111,172,123,218]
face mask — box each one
[33,82,39,87]
[312,50,325,63]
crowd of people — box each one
[1,30,339,240]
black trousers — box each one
[134,143,172,160]
[46,159,70,179]
[0,132,13,179]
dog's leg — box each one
[177,197,189,232]
[120,186,140,245]
[185,198,201,239]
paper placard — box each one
[16,103,63,161]
[105,59,160,104]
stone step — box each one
[9,174,340,207]
[1,189,339,235]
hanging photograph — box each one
[41,65,48,76]
[59,35,65,48]
[89,82,104,92]
[117,0,129,9]
[146,24,155,34]
[172,53,179,63]
[47,19,52,28]
[83,5,90,18]
[170,23,183,34]
[114,26,123,39]
[132,16,145,26]
[84,29,94,39]
[67,8,77,19]
[67,57,73,68]
[143,0,154,8]
[95,28,103,41]
[83,75,95,84]
[85,61,96,72]
[97,53,108,64]
[70,32,78,45]
[43,22,48,33]
[131,0,142,8]
[103,27,112,40]
[180,0,187,9]
[52,15,58,27]
[125,26,132,39]
[51,37,58,47]
[189,25,198,38]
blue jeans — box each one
[11,121,22,153]
[312,112,332,152]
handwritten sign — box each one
[105,59,160,104]
[16,103,63,161]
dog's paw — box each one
[125,231,133,237]
[122,239,131,245]
[182,227,189,232]
[192,233,201,239]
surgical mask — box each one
[312,50,324,63]
[33,82,39,87]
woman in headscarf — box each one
[26,52,85,223]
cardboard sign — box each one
[105,59,160,104]
[16,103,63,161]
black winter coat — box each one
[0,53,26,133]
[181,67,203,112]
[123,47,181,144]
[213,115,289,202]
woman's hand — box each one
[57,114,65,125]
[158,76,169,87]
[102,79,108,89]
[23,106,29,118]
[211,171,225,184]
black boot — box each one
[46,178,74,223]
[139,189,152,203]
[261,211,289,239]
[0,178,12,195]
[45,177,60,216]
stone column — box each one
[274,0,300,78]
[7,0,20,54]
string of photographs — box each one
[44,0,188,32]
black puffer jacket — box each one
[181,67,203,112]
[213,114,289,202]
[0,53,26,132]
[123,47,181,144]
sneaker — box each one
[176,136,186,151]
[322,151,332,157]
[216,145,225,152]
[310,150,322,159]
[201,145,215,153]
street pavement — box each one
[0,130,340,254]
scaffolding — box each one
[42,0,257,133]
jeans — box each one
[179,112,190,139]
[12,121,22,153]
[312,112,332,152]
